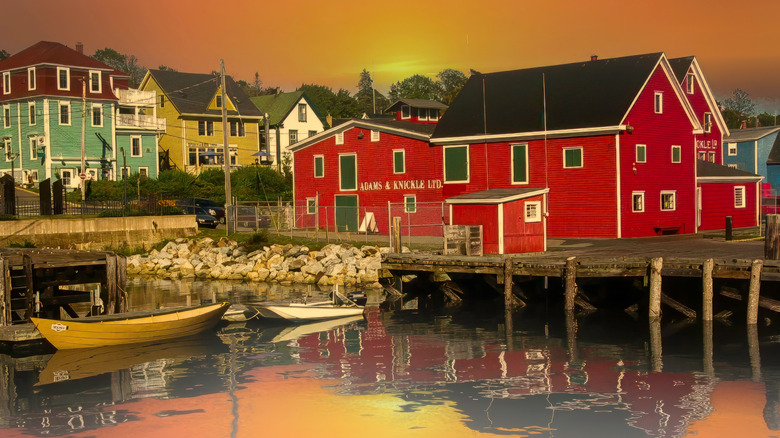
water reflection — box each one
[0,279,778,437]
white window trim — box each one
[393,149,406,174]
[130,135,142,157]
[727,164,738,169]
[443,144,470,184]
[404,195,416,213]
[686,73,695,94]
[708,151,716,163]
[511,143,529,185]
[91,104,103,127]
[138,166,149,177]
[698,150,707,160]
[417,108,428,121]
[671,145,682,163]
[314,155,324,178]
[562,146,584,169]
[2,71,9,95]
[632,191,645,213]
[525,200,542,223]
[654,91,663,114]
[335,132,344,145]
[3,138,10,162]
[428,109,439,121]
[89,70,102,94]
[401,105,411,120]
[28,102,35,126]
[660,190,676,211]
[306,197,317,214]
[635,144,646,163]
[29,137,37,160]
[57,67,70,91]
[3,105,10,128]
[734,186,746,208]
[298,103,307,122]
[370,130,380,142]
[338,153,358,192]
[27,67,36,91]
[704,112,712,134]
[59,101,71,126]
[727,142,737,156]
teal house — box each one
[723,126,780,193]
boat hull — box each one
[31,302,231,350]
[253,303,365,321]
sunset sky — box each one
[4,0,780,111]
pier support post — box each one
[564,257,577,311]
[0,257,6,326]
[747,259,763,325]
[702,258,714,321]
[766,214,780,260]
[504,258,514,336]
[565,309,579,363]
[105,254,117,315]
[649,317,663,372]
[649,257,663,319]
[748,324,761,381]
[391,217,402,253]
[703,321,714,375]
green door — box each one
[335,195,358,232]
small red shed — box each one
[448,188,549,254]
[697,161,763,230]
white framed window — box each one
[28,102,35,126]
[289,129,298,145]
[57,67,70,91]
[632,191,645,213]
[138,167,148,177]
[703,112,712,133]
[59,101,71,125]
[734,186,746,208]
[130,135,142,157]
[335,132,344,145]
[91,104,102,127]
[29,137,37,160]
[393,149,406,174]
[563,147,583,168]
[198,120,214,136]
[654,92,663,114]
[401,105,410,119]
[708,151,716,163]
[727,143,737,156]
[525,201,542,222]
[338,153,358,191]
[404,195,416,213]
[370,130,379,142]
[298,103,307,122]
[3,105,10,128]
[511,143,529,184]
[686,73,695,94]
[698,151,706,160]
[89,70,102,93]
[27,67,36,91]
[428,109,439,121]
[635,144,646,163]
[215,95,222,108]
[417,108,428,121]
[306,198,317,214]
[443,145,469,183]
[661,191,676,211]
[671,145,681,163]
[3,138,10,162]
[2,71,9,95]
[314,155,324,178]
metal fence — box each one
[3,196,185,218]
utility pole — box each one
[371,76,376,115]
[81,79,87,203]
[220,60,234,234]
[120,147,127,216]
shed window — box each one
[654,92,663,114]
[735,186,745,208]
[686,73,695,94]
[727,143,737,156]
[443,145,469,183]
[339,154,357,191]
[404,195,416,213]
[314,155,324,178]
[511,144,528,184]
[417,108,428,121]
[632,192,644,212]
[401,105,411,119]
[307,198,317,214]
[636,144,646,163]
[661,191,676,211]
[428,109,438,121]
[563,147,583,168]
[393,149,405,174]
[525,201,542,222]
[671,145,681,163]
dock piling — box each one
[503,258,514,335]
[765,214,779,260]
[702,258,714,321]
[649,317,663,372]
[564,257,577,311]
[747,259,763,325]
[649,257,663,319]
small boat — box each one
[267,315,364,343]
[252,301,365,321]
[31,302,231,350]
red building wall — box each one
[1,66,120,102]
[619,66,698,237]
[699,181,758,230]
[451,204,499,254]
[503,195,545,253]
[681,70,723,163]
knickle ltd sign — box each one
[359,179,443,191]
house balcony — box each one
[115,89,157,107]
[116,113,167,131]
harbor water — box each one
[0,278,778,437]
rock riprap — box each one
[126,237,389,288]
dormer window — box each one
[57,67,70,91]
[215,95,222,108]
[2,72,9,95]
[654,92,663,114]
[428,109,438,121]
[27,67,36,91]
[417,108,428,121]
[401,105,410,119]
[89,70,101,93]
[686,73,695,94]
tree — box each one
[354,69,389,115]
[92,48,147,87]
[756,112,777,127]
[436,68,467,105]
[723,88,756,123]
[297,84,361,119]
[388,74,442,102]
[0,50,9,61]
[157,65,177,72]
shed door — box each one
[335,195,358,232]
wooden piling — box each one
[747,259,763,325]
[117,255,127,313]
[702,258,714,321]
[105,253,117,315]
[22,254,33,320]
[565,309,579,363]
[649,257,663,319]
[564,257,577,311]
[0,257,6,326]
[649,317,663,372]
[703,321,714,375]
[748,323,761,381]
[504,258,514,335]
[392,217,402,253]
[766,214,780,260]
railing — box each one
[116,113,166,130]
[115,89,157,106]
[6,197,183,218]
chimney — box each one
[590,55,598,61]
[326,114,333,128]
[76,42,84,54]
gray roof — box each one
[768,135,780,164]
[385,99,448,113]
[447,187,548,204]
[668,57,695,83]
[724,126,780,143]
[697,160,761,180]
[148,70,262,118]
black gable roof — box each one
[697,160,761,179]
[768,134,780,164]
[432,53,664,140]
[150,69,262,117]
[668,57,695,83]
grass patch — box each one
[9,240,36,248]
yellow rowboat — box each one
[31,302,231,350]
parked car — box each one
[176,198,225,224]
[180,205,219,229]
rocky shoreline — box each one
[126,237,391,288]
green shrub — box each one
[9,240,35,248]
[0,214,16,221]
[98,210,124,217]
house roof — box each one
[147,69,262,118]
[0,41,126,75]
[697,160,762,181]
[447,187,549,204]
[289,119,434,153]
[250,90,326,127]
[432,52,677,141]
[767,135,780,164]
[668,56,695,82]
[385,99,448,113]
[724,126,780,143]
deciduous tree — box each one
[436,68,467,105]
[92,48,147,87]
[388,74,442,102]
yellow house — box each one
[139,69,263,173]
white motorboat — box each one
[253,300,365,321]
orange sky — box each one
[4,0,780,110]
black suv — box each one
[177,198,226,224]
[180,205,219,228]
